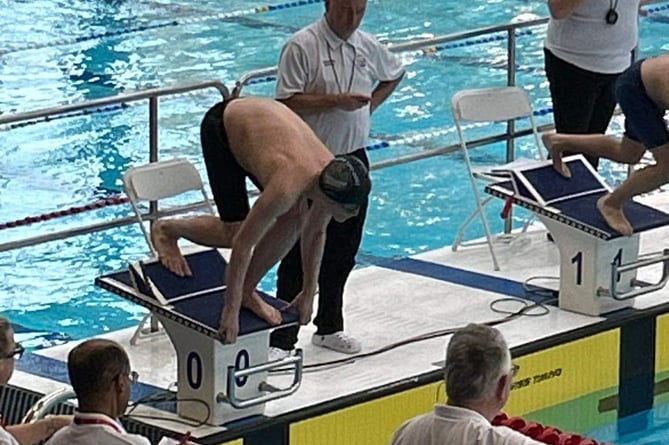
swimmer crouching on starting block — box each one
[150,97,371,343]
[543,54,669,236]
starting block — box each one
[95,248,302,425]
[486,155,669,316]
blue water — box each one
[1,1,668,344]
[587,403,669,445]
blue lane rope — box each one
[2,103,130,131]
[646,3,669,13]
[1,0,666,57]
[0,0,325,57]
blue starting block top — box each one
[485,156,669,240]
[95,248,299,340]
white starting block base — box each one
[485,156,669,317]
[159,316,268,425]
[541,218,637,316]
[94,249,303,426]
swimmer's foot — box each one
[243,291,282,325]
[151,219,192,277]
[597,194,633,236]
[542,133,571,178]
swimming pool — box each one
[1,1,669,344]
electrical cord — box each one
[271,284,557,374]
[125,391,211,428]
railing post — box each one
[149,96,159,163]
[504,27,518,234]
[147,96,162,333]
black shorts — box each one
[616,59,669,150]
[201,99,261,222]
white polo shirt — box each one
[45,413,151,445]
[390,404,545,445]
[0,427,20,445]
[276,16,404,155]
[545,0,639,74]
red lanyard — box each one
[74,416,123,434]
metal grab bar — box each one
[603,249,669,300]
[22,387,76,423]
[222,349,303,409]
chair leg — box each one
[470,191,500,271]
[129,313,163,346]
[452,196,494,251]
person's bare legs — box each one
[151,215,242,276]
[599,141,669,236]
[597,195,633,236]
[542,133,645,177]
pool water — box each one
[1,1,669,343]
[587,402,669,444]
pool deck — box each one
[9,190,669,444]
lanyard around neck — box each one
[74,415,123,434]
[326,42,357,94]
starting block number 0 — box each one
[571,248,623,285]
[185,350,250,390]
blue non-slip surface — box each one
[100,249,299,335]
[515,158,606,203]
[489,157,669,239]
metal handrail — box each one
[0,80,229,254]
[0,19,553,254]
[232,17,549,96]
[0,80,228,126]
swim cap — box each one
[319,155,371,208]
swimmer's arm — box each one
[299,205,330,297]
[226,188,297,314]
[370,74,404,113]
[548,0,585,19]
[242,201,307,296]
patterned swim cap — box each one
[319,155,371,208]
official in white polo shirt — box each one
[272,0,404,355]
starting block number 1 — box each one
[571,248,623,286]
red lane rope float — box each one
[0,195,130,231]
[492,413,613,445]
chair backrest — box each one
[124,158,204,202]
[451,86,545,164]
[123,158,213,253]
[452,86,533,123]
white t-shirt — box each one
[0,427,20,445]
[390,404,545,445]
[45,413,151,445]
[544,0,640,74]
[276,16,405,155]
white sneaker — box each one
[268,346,291,362]
[311,331,361,354]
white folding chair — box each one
[450,86,545,271]
[123,157,214,344]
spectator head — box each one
[67,339,134,417]
[444,324,517,419]
[0,316,22,384]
